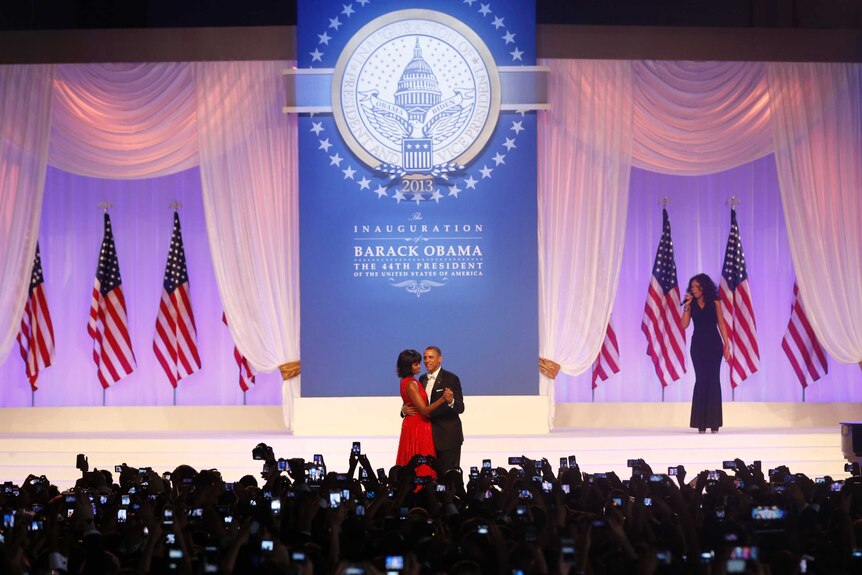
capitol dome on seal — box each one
[394,39,442,123]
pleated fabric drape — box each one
[538,59,634,424]
[193,61,301,425]
[0,65,54,364]
[2,60,860,414]
[767,62,862,366]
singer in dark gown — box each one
[681,274,730,433]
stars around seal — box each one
[309,0,529,203]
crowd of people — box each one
[1,445,860,575]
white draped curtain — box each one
[1,59,860,411]
[0,65,54,364]
[194,61,301,423]
[537,60,633,423]
[631,61,773,175]
[50,64,199,179]
[539,59,862,409]
[767,62,862,366]
[0,62,300,421]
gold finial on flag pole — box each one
[98,201,113,213]
[659,196,671,208]
[169,201,183,211]
[726,196,741,209]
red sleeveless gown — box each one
[395,377,436,476]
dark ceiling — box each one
[1,0,860,30]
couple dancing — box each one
[395,346,465,476]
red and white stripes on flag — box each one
[591,318,620,389]
[719,208,759,388]
[782,282,828,388]
[16,244,55,391]
[223,313,256,391]
[642,208,687,387]
[87,213,136,389]
[154,212,201,388]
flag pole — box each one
[726,195,741,405]
[659,195,671,405]
[98,201,113,409]
[243,391,247,406]
[802,387,806,403]
[31,389,35,407]
[169,203,181,410]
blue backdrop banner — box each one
[297,0,538,396]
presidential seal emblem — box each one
[333,9,500,182]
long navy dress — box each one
[689,300,723,430]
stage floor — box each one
[0,425,848,489]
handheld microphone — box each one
[681,291,692,307]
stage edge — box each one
[292,396,550,436]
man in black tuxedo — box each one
[403,346,465,472]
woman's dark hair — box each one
[688,273,718,304]
[397,349,422,378]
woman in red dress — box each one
[395,349,449,473]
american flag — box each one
[87,213,136,388]
[782,282,828,388]
[641,208,686,387]
[591,317,620,389]
[719,208,759,388]
[16,244,55,391]
[153,212,201,388]
[222,313,255,391]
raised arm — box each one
[405,379,447,418]
[680,292,693,329]
[715,300,730,360]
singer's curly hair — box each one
[688,273,719,304]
